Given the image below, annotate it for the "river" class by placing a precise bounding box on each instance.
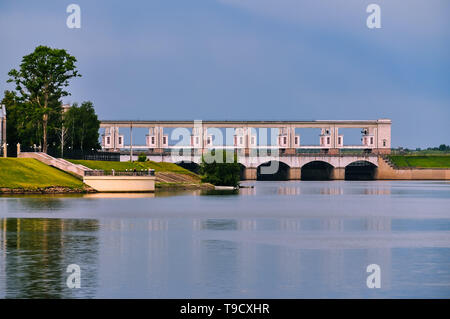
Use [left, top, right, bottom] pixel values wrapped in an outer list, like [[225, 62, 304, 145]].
[[0, 180, 449, 298]]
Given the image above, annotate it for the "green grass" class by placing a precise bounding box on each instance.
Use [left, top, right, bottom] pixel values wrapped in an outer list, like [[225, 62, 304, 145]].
[[388, 155, 450, 168], [0, 158, 84, 189], [69, 159, 198, 176]]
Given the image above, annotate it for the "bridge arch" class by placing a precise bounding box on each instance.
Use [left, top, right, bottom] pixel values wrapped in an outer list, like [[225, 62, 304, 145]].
[[301, 161, 334, 180], [257, 161, 291, 181], [345, 160, 378, 180]]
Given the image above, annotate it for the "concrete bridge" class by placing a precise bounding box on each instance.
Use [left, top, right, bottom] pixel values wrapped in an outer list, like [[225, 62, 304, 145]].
[[98, 119, 393, 180], [100, 119, 392, 156], [128, 152, 381, 180]]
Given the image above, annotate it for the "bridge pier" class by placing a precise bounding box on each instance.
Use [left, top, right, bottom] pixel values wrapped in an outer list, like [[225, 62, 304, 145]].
[[331, 167, 345, 180], [288, 167, 301, 180], [242, 167, 257, 180]]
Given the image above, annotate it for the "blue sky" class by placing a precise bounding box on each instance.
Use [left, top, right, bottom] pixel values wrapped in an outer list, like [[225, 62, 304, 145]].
[[0, 0, 449, 148]]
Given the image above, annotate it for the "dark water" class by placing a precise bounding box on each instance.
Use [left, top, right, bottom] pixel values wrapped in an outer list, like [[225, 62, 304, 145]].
[[0, 181, 449, 298]]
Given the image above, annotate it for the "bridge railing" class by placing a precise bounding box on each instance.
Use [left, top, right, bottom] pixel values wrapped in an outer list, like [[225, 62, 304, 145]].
[[84, 169, 155, 177], [118, 148, 381, 157]]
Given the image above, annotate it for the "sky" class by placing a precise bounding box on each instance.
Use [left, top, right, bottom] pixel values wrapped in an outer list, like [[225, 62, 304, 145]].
[[0, 0, 449, 148]]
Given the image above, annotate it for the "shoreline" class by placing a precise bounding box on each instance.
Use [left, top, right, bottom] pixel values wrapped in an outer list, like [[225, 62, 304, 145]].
[[0, 186, 95, 194], [0, 182, 214, 194]]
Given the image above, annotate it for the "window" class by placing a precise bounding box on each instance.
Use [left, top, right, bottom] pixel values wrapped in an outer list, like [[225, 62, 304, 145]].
[[327, 137, 330, 144], [106, 137, 110, 145], [151, 136, 155, 144], [370, 137, 374, 145], [383, 140, 386, 147], [118, 137, 122, 145], [251, 137, 255, 145], [163, 136, 167, 145], [295, 137, 299, 145], [338, 137, 341, 145], [207, 137, 211, 145], [283, 137, 287, 145]]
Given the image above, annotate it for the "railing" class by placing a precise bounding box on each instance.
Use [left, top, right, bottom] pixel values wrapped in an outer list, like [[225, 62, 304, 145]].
[[117, 148, 381, 157], [47, 149, 120, 161], [84, 169, 155, 177]]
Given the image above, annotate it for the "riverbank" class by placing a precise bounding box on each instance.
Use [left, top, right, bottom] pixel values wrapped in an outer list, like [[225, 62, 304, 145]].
[[388, 155, 450, 168], [0, 158, 93, 194], [69, 160, 213, 190], [0, 158, 211, 194]]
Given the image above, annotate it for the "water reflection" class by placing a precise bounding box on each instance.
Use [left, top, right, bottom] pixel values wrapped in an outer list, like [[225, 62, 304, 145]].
[[0, 218, 99, 298], [276, 185, 391, 195], [0, 181, 449, 298]]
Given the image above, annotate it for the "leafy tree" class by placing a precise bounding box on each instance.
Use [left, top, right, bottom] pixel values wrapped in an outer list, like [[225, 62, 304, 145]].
[[64, 101, 100, 152], [138, 153, 147, 162], [200, 150, 241, 187], [7, 46, 80, 153]]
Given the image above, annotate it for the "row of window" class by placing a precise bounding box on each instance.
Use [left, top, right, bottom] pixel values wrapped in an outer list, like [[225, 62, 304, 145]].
[[103, 134, 388, 148]]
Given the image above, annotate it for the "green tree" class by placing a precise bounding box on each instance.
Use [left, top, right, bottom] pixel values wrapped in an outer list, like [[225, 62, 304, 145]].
[[138, 153, 147, 162], [64, 101, 100, 152], [7, 46, 80, 153], [200, 150, 241, 187]]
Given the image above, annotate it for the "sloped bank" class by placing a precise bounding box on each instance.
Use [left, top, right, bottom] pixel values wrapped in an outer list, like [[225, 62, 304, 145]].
[[0, 158, 94, 194], [69, 160, 213, 190]]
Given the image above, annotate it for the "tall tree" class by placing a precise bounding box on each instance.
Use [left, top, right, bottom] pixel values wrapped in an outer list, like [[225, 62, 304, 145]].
[[7, 46, 80, 153], [64, 101, 101, 152]]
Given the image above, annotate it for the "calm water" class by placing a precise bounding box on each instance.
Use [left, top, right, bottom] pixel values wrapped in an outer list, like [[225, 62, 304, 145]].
[[0, 181, 449, 298]]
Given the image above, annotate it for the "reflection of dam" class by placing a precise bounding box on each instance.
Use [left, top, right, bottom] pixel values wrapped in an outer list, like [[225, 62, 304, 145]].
[[2, 212, 448, 297]]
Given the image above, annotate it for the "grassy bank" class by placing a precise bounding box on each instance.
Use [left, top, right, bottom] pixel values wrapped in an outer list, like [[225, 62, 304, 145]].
[[69, 160, 197, 176], [69, 159, 212, 189], [388, 155, 450, 168], [0, 158, 85, 191]]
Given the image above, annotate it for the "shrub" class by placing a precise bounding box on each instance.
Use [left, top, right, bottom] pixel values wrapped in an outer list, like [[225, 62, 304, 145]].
[[137, 153, 147, 162], [200, 150, 240, 187]]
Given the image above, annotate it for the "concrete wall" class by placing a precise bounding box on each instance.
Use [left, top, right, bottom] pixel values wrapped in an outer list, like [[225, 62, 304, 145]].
[[83, 176, 155, 192], [376, 157, 450, 180]]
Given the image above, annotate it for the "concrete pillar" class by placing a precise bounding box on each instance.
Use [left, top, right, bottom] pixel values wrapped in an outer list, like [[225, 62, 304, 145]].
[[153, 126, 164, 154], [288, 167, 301, 180], [17, 143, 20, 157], [2, 143, 6, 158], [243, 167, 257, 180], [331, 167, 345, 180], [129, 124, 133, 161]]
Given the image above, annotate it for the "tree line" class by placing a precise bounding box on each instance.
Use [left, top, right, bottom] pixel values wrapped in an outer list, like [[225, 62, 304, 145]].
[[1, 45, 100, 156]]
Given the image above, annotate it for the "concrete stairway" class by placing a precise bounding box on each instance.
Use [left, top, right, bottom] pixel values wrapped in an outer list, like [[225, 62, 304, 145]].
[[18, 152, 92, 177], [381, 155, 397, 169]]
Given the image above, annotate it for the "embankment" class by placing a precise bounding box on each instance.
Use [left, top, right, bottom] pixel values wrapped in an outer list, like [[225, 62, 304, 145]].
[[69, 160, 213, 189], [377, 156, 450, 180], [0, 158, 92, 193]]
